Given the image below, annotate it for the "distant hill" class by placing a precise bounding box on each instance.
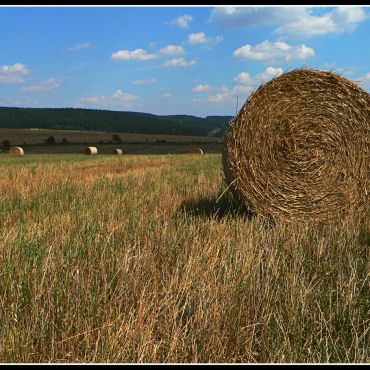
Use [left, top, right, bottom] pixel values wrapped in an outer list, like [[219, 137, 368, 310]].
[[0, 107, 233, 137]]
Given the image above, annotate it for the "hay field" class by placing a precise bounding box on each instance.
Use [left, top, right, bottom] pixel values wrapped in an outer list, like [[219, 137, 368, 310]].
[[0, 128, 223, 145], [0, 153, 368, 363]]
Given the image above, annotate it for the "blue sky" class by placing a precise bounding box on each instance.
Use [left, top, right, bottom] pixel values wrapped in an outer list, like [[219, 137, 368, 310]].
[[1, 6, 369, 117]]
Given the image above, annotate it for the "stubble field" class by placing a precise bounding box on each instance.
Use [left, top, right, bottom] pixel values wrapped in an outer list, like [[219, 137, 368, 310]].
[[0, 153, 368, 363]]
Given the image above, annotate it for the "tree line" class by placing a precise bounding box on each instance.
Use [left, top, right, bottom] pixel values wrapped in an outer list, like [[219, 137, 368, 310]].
[[0, 107, 231, 137]]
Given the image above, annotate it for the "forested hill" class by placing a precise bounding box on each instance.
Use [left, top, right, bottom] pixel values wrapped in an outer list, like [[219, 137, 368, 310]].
[[0, 107, 233, 137]]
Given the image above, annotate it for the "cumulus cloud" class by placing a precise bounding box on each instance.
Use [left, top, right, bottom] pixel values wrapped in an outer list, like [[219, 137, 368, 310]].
[[163, 92, 172, 98], [111, 44, 185, 62], [232, 67, 283, 94], [158, 44, 184, 55], [131, 77, 157, 85], [275, 7, 367, 38], [112, 90, 137, 100], [208, 92, 228, 103], [198, 67, 284, 104], [187, 32, 223, 47], [164, 58, 196, 68], [0, 63, 30, 83], [233, 72, 252, 85], [111, 49, 158, 61], [67, 42, 91, 51], [209, 6, 368, 39], [21, 78, 60, 92], [169, 14, 193, 29], [77, 89, 138, 109], [233, 67, 283, 96], [193, 84, 211, 92], [233, 40, 315, 62]]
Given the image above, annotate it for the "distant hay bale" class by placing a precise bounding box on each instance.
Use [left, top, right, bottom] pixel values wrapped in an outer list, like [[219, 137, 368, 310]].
[[113, 148, 123, 155], [223, 68, 370, 223], [85, 146, 98, 155], [9, 146, 24, 157], [190, 147, 204, 155]]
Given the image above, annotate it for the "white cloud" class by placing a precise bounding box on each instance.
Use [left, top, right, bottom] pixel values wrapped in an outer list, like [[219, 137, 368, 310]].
[[131, 77, 157, 85], [149, 41, 157, 48], [187, 32, 223, 47], [208, 93, 228, 103], [199, 67, 284, 105], [111, 45, 185, 62], [356, 72, 370, 90], [322, 63, 357, 76], [164, 58, 196, 68], [20, 77, 60, 92], [193, 84, 211, 92], [67, 42, 91, 51], [163, 92, 172, 98], [233, 40, 315, 62], [331, 7, 367, 29], [188, 32, 207, 44], [112, 89, 137, 101], [255, 66, 284, 81], [158, 44, 184, 55], [78, 89, 138, 109], [233, 72, 252, 85], [0, 63, 30, 83], [111, 48, 158, 61], [79, 94, 106, 104], [0, 96, 39, 107], [169, 14, 193, 29], [1, 63, 29, 74], [191, 86, 229, 104], [209, 6, 368, 39], [231, 84, 254, 96], [231, 67, 283, 97]]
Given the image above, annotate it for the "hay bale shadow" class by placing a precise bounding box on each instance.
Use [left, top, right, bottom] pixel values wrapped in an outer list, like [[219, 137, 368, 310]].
[[179, 192, 254, 221]]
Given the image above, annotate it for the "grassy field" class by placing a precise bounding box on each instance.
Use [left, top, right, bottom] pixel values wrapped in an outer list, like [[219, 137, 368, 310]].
[[0, 153, 368, 363], [0, 128, 223, 145], [0, 142, 223, 155], [0, 128, 223, 155]]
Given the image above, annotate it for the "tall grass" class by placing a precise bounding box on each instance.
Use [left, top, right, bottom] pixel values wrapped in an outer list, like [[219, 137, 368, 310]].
[[0, 154, 368, 363]]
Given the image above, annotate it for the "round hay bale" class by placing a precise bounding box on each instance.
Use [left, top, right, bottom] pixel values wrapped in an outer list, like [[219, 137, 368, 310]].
[[190, 147, 204, 155], [113, 148, 123, 155], [9, 146, 24, 157], [223, 68, 369, 223], [85, 146, 98, 155]]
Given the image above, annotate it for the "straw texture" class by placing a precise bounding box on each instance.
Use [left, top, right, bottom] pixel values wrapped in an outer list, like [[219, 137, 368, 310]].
[[9, 146, 24, 157], [223, 68, 369, 222], [85, 146, 98, 155], [190, 147, 204, 155]]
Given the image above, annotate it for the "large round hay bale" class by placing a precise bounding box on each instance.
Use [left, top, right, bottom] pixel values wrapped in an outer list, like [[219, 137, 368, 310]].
[[113, 148, 123, 155], [85, 146, 98, 155], [223, 68, 369, 223], [190, 147, 204, 155], [9, 146, 24, 157]]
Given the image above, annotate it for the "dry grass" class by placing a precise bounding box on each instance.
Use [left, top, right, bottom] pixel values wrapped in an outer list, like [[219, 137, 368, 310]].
[[0, 153, 368, 363], [0, 128, 222, 145], [223, 68, 369, 223]]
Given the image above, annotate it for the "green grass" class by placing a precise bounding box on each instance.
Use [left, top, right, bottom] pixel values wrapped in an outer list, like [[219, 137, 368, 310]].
[[0, 154, 368, 363]]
